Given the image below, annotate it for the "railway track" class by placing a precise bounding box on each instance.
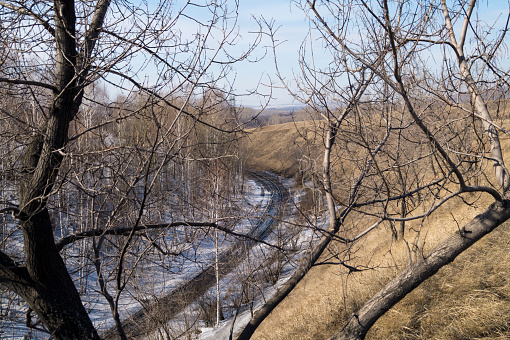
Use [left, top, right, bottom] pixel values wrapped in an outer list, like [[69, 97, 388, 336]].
[[103, 172, 290, 339]]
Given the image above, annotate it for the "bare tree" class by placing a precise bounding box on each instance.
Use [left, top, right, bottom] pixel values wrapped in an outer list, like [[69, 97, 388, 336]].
[[238, 1, 510, 339], [0, 0, 261, 338]]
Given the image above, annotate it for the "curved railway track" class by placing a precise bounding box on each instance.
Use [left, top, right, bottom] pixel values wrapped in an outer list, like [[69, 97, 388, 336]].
[[103, 171, 290, 339]]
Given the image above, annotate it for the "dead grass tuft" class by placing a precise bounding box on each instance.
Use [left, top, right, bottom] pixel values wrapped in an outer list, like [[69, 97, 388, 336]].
[[251, 199, 510, 339], [370, 222, 510, 340]]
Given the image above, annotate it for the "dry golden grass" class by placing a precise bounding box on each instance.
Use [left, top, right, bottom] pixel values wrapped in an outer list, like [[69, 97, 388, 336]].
[[242, 120, 321, 178], [251, 194, 509, 340], [370, 220, 510, 340], [244, 116, 510, 340]]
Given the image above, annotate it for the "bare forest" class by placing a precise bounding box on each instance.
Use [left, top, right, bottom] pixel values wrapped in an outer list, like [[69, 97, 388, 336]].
[[1, 0, 510, 340]]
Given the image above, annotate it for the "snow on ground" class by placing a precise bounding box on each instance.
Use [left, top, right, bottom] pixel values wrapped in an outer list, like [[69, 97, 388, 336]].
[[83, 177, 275, 334], [0, 175, 328, 340], [194, 227, 323, 340], [0, 177, 274, 339], [150, 177, 327, 339]]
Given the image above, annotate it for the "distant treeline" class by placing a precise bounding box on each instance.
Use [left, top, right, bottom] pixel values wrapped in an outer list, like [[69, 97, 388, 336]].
[[239, 106, 313, 128]]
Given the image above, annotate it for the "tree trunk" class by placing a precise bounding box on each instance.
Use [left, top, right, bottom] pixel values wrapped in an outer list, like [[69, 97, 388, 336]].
[[329, 199, 510, 340], [8, 119, 101, 338], [0, 0, 108, 336], [15, 210, 100, 339]]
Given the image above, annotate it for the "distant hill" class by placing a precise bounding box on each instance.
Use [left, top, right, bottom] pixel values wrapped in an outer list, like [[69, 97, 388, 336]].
[[239, 104, 312, 128], [242, 120, 319, 178]]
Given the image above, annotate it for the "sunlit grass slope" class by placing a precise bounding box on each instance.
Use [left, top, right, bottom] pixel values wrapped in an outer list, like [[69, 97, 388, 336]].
[[242, 120, 320, 178], [243, 118, 510, 340]]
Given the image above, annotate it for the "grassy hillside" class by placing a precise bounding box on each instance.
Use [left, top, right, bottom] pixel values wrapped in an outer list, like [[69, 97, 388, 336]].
[[241, 120, 320, 178], [243, 119, 510, 339]]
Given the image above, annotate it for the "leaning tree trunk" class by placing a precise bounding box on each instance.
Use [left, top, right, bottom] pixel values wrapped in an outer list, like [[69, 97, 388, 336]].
[[329, 199, 510, 340], [0, 113, 101, 338], [9, 86, 101, 338]]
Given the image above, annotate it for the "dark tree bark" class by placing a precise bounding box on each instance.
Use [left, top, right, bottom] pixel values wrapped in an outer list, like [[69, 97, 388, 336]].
[[0, 0, 256, 337], [0, 0, 109, 337]]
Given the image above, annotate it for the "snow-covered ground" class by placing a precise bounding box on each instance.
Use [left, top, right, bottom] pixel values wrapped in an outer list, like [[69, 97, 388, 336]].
[[144, 177, 326, 339], [199, 222, 321, 340], [0, 174, 326, 339], [0, 177, 275, 338]]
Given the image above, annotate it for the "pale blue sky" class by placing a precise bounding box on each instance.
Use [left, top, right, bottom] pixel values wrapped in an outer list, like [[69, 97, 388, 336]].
[[145, 0, 313, 107], [233, 0, 311, 107], [135, 0, 510, 108], [178, 0, 510, 108]]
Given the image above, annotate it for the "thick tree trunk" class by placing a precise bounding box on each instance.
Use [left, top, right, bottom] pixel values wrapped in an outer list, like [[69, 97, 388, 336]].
[[10, 122, 100, 338], [329, 199, 510, 340], [16, 209, 100, 339], [3, 0, 101, 333], [0, 0, 109, 336]]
